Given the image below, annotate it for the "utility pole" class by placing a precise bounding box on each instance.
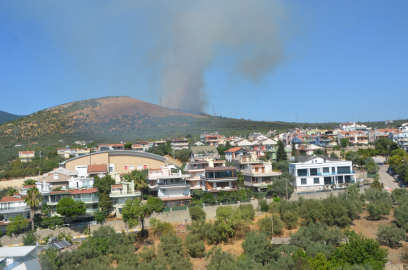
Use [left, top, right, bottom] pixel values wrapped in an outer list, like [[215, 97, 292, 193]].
[[271, 215, 274, 244]]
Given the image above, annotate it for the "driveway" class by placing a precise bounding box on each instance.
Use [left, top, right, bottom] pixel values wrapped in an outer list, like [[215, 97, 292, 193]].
[[372, 156, 399, 191]]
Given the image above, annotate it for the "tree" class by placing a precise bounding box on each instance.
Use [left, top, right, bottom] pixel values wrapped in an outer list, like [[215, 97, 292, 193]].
[[330, 152, 339, 159], [124, 142, 132, 150], [291, 143, 297, 157], [242, 231, 273, 265], [93, 175, 115, 194], [23, 179, 37, 186], [7, 188, 18, 196], [150, 218, 174, 235], [146, 197, 164, 212], [340, 149, 346, 159], [39, 247, 61, 270], [189, 205, 206, 222], [237, 171, 244, 188], [98, 193, 113, 216], [330, 230, 388, 270], [314, 149, 325, 156], [271, 174, 294, 199], [394, 204, 408, 231], [365, 158, 379, 175], [365, 188, 392, 220], [22, 230, 38, 245], [6, 215, 29, 236], [370, 177, 383, 190], [376, 223, 406, 248], [340, 138, 349, 148], [94, 209, 106, 224], [276, 140, 287, 162], [257, 215, 284, 237], [122, 170, 148, 192], [392, 188, 408, 205], [41, 216, 63, 229], [24, 187, 43, 230], [122, 198, 153, 235], [184, 233, 205, 258], [56, 197, 86, 217]]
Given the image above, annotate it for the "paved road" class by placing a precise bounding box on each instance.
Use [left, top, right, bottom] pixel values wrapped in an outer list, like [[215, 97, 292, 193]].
[[373, 156, 399, 191]]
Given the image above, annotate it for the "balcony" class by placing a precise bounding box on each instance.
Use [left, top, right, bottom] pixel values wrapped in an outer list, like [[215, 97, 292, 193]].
[[74, 197, 99, 202], [298, 173, 309, 176], [158, 180, 188, 186]]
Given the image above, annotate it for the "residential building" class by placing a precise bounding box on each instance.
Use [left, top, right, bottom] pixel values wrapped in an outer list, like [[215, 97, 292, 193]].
[[232, 151, 262, 171], [397, 138, 408, 152], [98, 144, 124, 151], [224, 147, 250, 162], [243, 161, 282, 192], [131, 144, 144, 151], [157, 169, 191, 207], [236, 139, 254, 147], [0, 246, 39, 268], [338, 122, 369, 131], [154, 140, 167, 147], [147, 168, 167, 196], [74, 140, 93, 145], [68, 176, 94, 189], [170, 139, 189, 151], [371, 129, 398, 142], [289, 155, 357, 191], [62, 151, 167, 175], [397, 123, 408, 130], [86, 164, 107, 178], [337, 131, 369, 145], [0, 195, 30, 221], [71, 188, 99, 214], [200, 133, 225, 146], [136, 141, 150, 151], [109, 181, 141, 216], [297, 144, 323, 156], [19, 151, 34, 162], [190, 145, 220, 161], [38, 172, 72, 188], [201, 166, 239, 195], [184, 161, 209, 190], [45, 190, 72, 209], [389, 130, 408, 144]]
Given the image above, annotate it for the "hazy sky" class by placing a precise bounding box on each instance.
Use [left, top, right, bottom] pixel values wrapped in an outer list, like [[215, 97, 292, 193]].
[[1, 0, 407, 123]]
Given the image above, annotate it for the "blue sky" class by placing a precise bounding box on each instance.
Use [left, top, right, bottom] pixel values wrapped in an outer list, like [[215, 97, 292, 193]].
[[1, 0, 407, 123]]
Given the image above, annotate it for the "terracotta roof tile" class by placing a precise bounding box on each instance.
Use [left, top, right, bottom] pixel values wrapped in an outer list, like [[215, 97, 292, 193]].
[[1, 196, 24, 202], [87, 164, 107, 173], [71, 188, 98, 195], [225, 147, 242, 153], [19, 151, 34, 155]]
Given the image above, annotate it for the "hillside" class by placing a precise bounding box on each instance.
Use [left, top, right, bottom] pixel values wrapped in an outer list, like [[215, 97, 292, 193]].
[[0, 96, 336, 145], [0, 111, 24, 125]]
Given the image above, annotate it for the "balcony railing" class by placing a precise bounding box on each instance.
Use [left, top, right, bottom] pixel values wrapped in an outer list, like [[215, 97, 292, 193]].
[[158, 181, 188, 186], [0, 206, 30, 211], [73, 197, 99, 202], [298, 173, 308, 176]]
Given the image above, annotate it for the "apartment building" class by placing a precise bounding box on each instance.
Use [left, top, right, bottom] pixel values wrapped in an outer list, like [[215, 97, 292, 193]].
[[71, 188, 99, 214], [155, 169, 191, 207], [109, 180, 141, 216], [184, 161, 209, 190], [201, 166, 239, 195], [0, 195, 30, 221], [243, 161, 282, 192], [337, 131, 369, 145], [232, 151, 262, 171], [200, 133, 225, 146], [170, 139, 189, 151], [289, 155, 357, 191]]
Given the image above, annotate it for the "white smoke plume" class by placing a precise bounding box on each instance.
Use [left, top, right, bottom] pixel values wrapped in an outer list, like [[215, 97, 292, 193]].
[[157, 0, 287, 113], [1, 0, 289, 114]]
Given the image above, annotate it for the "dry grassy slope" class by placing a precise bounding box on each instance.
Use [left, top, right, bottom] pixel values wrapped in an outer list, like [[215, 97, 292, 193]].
[[0, 96, 206, 142]]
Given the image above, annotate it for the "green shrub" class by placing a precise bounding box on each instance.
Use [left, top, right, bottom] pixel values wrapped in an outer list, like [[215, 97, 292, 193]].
[[281, 211, 298, 229], [41, 216, 63, 229], [150, 218, 174, 235], [258, 199, 269, 212], [189, 206, 206, 222], [376, 224, 406, 248], [184, 233, 206, 258], [238, 204, 255, 220], [23, 230, 38, 245], [257, 215, 284, 237]]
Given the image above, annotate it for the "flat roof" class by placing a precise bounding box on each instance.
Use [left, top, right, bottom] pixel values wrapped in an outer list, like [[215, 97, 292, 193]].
[[205, 166, 237, 172], [0, 246, 36, 257], [61, 150, 167, 165]]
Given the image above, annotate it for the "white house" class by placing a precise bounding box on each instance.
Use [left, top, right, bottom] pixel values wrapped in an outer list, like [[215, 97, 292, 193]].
[[156, 169, 191, 207], [0, 195, 30, 221], [289, 155, 357, 191], [109, 180, 141, 216]]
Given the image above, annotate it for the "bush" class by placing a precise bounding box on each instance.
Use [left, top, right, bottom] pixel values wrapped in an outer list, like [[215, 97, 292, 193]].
[[258, 199, 269, 212], [146, 197, 164, 212], [41, 216, 63, 229], [150, 218, 174, 235], [394, 204, 408, 231], [184, 233, 205, 258], [6, 215, 29, 236], [189, 206, 206, 222], [23, 230, 38, 245], [56, 197, 86, 217], [281, 211, 298, 229], [376, 223, 406, 248], [238, 204, 255, 220], [257, 215, 284, 237], [203, 193, 216, 205]]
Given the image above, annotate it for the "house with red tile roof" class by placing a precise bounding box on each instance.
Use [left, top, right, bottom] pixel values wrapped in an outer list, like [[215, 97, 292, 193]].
[[0, 195, 30, 221], [18, 151, 35, 162], [71, 187, 99, 214], [224, 147, 249, 162]]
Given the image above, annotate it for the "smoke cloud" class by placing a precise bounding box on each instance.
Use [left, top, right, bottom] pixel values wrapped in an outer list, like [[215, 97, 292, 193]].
[[157, 0, 287, 113], [2, 0, 289, 114]]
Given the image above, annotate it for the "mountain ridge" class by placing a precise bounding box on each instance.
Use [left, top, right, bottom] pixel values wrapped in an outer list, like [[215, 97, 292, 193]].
[[0, 111, 25, 125]]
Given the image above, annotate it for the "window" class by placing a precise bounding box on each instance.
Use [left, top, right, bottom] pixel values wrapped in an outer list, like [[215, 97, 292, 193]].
[[337, 166, 351, 173], [301, 178, 307, 185], [323, 167, 330, 173], [345, 175, 351, 183], [297, 169, 307, 176], [338, 176, 344, 183], [129, 165, 134, 170], [324, 177, 332, 185], [332, 167, 336, 173], [310, 168, 318, 176], [314, 178, 319, 184]]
